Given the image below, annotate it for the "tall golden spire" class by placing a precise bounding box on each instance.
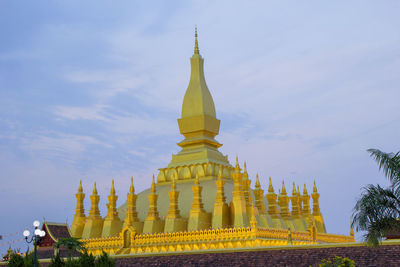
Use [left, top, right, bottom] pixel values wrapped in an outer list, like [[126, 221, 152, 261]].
[[290, 182, 301, 218], [143, 174, 164, 233], [266, 177, 279, 217], [165, 175, 187, 232], [188, 174, 211, 230], [212, 166, 230, 228], [71, 180, 86, 238], [123, 177, 143, 233], [278, 180, 290, 218], [312, 180, 321, 215], [102, 179, 122, 237], [168, 28, 229, 172], [302, 184, 311, 215], [89, 182, 100, 218], [81, 181, 104, 238], [254, 174, 266, 214]]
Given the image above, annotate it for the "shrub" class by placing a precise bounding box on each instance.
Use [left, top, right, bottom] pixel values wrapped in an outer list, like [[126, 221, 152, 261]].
[[95, 251, 115, 267], [319, 256, 356, 267], [8, 253, 24, 267]]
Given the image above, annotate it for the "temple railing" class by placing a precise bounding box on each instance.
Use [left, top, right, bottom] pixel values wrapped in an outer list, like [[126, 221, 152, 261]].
[[316, 232, 355, 243], [81, 226, 354, 255]]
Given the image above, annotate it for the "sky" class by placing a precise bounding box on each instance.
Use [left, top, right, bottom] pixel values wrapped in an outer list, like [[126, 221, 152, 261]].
[[0, 0, 399, 254]]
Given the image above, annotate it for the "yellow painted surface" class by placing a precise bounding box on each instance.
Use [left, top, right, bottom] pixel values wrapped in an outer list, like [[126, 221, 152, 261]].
[[71, 29, 353, 256]]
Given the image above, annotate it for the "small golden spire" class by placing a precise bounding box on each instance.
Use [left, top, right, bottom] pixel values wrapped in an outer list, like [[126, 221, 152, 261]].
[[313, 180, 318, 193], [78, 180, 83, 193], [194, 173, 200, 185], [194, 25, 199, 55], [255, 174, 260, 188], [292, 182, 296, 195], [93, 182, 98, 195], [268, 177, 274, 193], [110, 179, 115, 195], [297, 185, 300, 196], [129, 176, 134, 194], [151, 174, 156, 193], [244, 161, 247, 173], [281, 180, 287, 194], [303, 184, 308, 195]]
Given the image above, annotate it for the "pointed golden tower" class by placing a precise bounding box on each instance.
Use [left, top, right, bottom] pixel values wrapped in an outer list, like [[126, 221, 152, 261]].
[[81, 182, 104, 238], [253, 174, 270, 228], [230, 157, 249, 227], [102, 180, 123, 237], [278, 180, 294, 230], [290, 183, 307, 231], [242, 162, 253, 219], [266, 177, 285, 229], [163, 27, 230, 176], [212, 166, 230, 229], [188, 174, 211, 231], [164, 176, 187, 232], [302, 184, 311, 216], [143, 175, 164, 233], [312, 181, 327, 233], [71, 180, 86, 238], [290, 183, 301, 218], [123, 177, 143, 233]]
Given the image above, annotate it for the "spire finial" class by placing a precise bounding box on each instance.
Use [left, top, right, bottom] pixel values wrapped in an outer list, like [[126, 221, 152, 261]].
[[292, 182, 297, 195], [110, 179, 115, 195], [151, 174, 156, 193], [194, 25, 199, 55], [303, 183, 308, 195], [313, 180, 318, 193], [78, 180, 83, 193], [255, 174, 260, 188], [281, 180, 287, 195], [235, 156, 240, 171], [93, 182, 98, 195], [129, 176, 134, 194], [194, 173, 200, 185], [268, 177, 274, 193]]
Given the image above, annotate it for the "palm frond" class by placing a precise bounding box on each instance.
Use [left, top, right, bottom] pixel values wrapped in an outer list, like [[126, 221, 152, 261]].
[[352, 184, 400, 246], [367, 149, 400, 185]]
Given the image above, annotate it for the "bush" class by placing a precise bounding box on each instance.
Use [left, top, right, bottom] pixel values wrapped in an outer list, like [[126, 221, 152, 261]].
[[79, 250, 95, 267], [319, 256, 356, 267], [50, 252, 65, 267], [95, 251, 115, 267], [8, 253, 24, 267]]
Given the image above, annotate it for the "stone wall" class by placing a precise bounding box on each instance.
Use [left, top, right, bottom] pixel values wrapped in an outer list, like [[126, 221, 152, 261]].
[[114, 244, 400, 267]]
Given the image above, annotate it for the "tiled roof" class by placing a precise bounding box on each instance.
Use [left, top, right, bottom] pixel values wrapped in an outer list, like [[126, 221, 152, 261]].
[[45, 222, 71, 240]]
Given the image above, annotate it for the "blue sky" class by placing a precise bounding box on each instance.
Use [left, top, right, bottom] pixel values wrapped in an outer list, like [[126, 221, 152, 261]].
[[1, 0, 399, 253]]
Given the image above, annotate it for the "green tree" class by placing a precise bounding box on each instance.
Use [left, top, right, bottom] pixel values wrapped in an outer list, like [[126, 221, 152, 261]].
[[352, 149, 400, 246], [54, 237, 84, 262]]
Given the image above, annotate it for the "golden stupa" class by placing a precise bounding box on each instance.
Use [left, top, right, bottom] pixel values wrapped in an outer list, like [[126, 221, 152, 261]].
[[70, 29, 354, 255]]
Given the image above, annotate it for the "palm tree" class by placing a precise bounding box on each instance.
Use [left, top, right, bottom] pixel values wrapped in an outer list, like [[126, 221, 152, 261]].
[[54, 237, 84, 261], [352, 149, 400, 246]]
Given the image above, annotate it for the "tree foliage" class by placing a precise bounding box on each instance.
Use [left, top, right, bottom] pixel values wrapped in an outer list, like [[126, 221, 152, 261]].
[[352, 148, 400, 246]]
